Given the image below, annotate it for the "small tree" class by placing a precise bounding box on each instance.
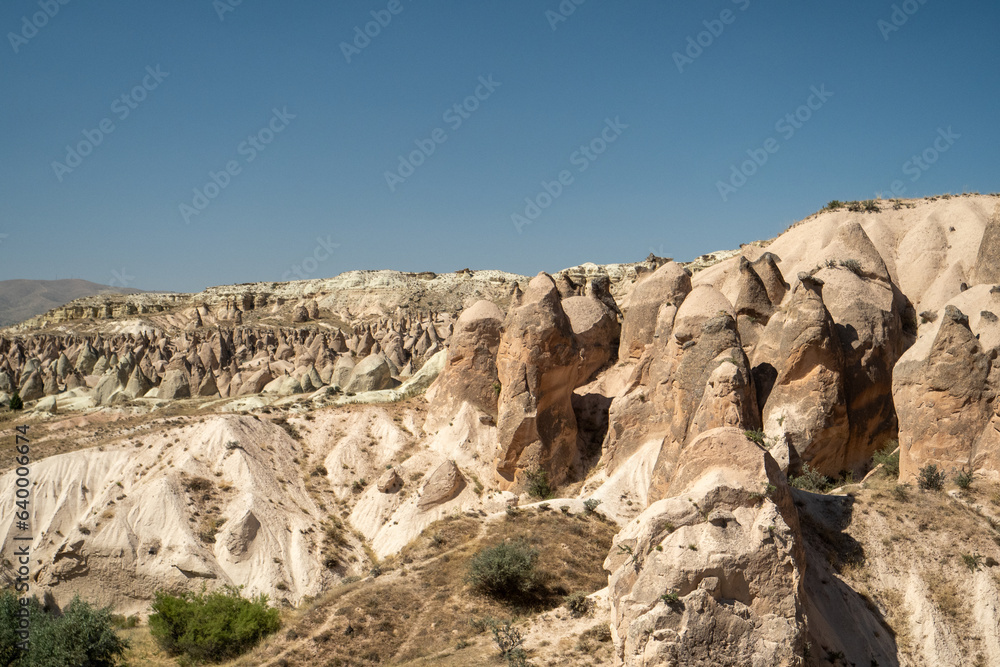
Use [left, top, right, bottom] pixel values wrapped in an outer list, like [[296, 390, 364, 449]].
[[467, 541, 541, 601], [790, 465, 831, 493], [524, 469, 553, 500], [872, 441, 900, 478], [0, 590, 129, 666], [917, 464, 946, 491], [8, 392, 23, 411]]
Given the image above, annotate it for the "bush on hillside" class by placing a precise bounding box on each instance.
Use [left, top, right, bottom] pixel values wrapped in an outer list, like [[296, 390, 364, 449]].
[[467, 541, 542, 601], [524, 469, 553, 500], [917, 464, 946, 491], [0, 589, 129, 666], [789, 464, 832, 493], [148, 585, 280, 663]]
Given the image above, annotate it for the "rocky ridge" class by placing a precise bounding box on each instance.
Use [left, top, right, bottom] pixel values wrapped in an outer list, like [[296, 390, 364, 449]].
[[2, 194, 1000, 666]]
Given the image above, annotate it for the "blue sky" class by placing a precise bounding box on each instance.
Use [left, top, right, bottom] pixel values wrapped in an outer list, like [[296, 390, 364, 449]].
[[1, 0, 998, 293]]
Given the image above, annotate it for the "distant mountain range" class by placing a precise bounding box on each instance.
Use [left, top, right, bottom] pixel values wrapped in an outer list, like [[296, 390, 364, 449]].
[[0, 279, 146, 327]]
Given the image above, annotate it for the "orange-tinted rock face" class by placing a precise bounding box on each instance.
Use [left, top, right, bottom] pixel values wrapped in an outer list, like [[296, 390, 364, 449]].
[[896, 305, 992, 482], [495, 273, 619, 489]]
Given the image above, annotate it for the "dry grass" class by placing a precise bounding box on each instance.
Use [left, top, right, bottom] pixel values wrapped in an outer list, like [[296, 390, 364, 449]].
[[824, 475, 1000, 662], [110, 508, 616, 666], [119, 626, 179, 667], [213, 510, 616, 666]]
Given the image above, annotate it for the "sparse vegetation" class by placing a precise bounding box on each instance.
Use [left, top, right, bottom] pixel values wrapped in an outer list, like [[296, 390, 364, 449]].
[[846, 199, 880, 213], [750, 481, 777, 502], [583, 498, 602, 513], [660, 590, 682, 609], [962, 553, 984, 572], [790, 464, 832, 492], [198, 516, 221, 544], [839, 258, 863, 276], [873, 441, 900, 477], [564, 592, 592, 617], [956, 469, 974, 491], [917, 464, 946, 491], [467, 540, 542, 602], [524, 468, 554, 500], [743, 429, 766, 445], [485, 619, 528, 666]]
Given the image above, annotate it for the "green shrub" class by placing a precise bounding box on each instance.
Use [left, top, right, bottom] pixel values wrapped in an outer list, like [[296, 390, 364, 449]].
[[524, 469, 553, 500], [824, 200, 845, 211], [872, 441, 899, 477], [955, 469, 974, 490], [0, 590, 129, 666], [564, 592, 591, 617], [743, 429, 766, 445], [148, 585, 281, 663], [583, 498, 602, 513], [790, 465, 832, 493], [660, 590, 683, 609], [846, 199, 880, 213], [917, 464, 945, 491], [110, 614, 140, 629], [8, 392, 23, 411], [839, 259, 864, 276], [962, 553, 984, 572], [466, 540, 541, 601]]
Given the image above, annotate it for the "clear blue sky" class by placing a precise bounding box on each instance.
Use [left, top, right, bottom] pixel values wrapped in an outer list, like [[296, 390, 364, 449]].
[[1, 0, 998, 293]]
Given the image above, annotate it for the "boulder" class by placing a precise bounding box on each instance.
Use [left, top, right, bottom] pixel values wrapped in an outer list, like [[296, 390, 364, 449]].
[[331, 355, 355, 388], [93, 365, 130, 405], [123, 367, 153, 399], [223, 511, 261, 561], [562, 295, 620, 382], [417, 460, 465, 510], [971, 202, 1000, 285], [196, 370, 219, 397], [75, 344, 98, 375], [602, 292, 759, 503], [238, 367, 273, 395], [377, 468, 403, 494], [344, 354, 397, 394]]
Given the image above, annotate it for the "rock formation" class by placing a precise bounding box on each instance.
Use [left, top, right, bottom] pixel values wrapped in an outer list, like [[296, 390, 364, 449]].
[[495, 274, 619, 488], [605, 428, 806, 666]]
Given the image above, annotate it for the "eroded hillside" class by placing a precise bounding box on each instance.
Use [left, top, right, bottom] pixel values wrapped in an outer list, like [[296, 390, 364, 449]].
[[3, 193, 1000, 666]]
